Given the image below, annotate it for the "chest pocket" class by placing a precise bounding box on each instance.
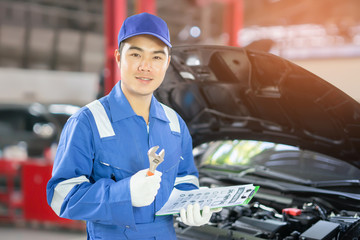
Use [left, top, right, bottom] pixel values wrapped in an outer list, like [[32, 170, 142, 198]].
[[87, 100, 181, 179]]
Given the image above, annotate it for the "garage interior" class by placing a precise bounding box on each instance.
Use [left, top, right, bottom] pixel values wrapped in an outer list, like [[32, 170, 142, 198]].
[[0, 0, 359, 239]]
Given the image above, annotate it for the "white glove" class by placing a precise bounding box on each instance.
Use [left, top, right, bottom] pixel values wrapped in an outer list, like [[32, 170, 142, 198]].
[[130, 169, 162, 207], [180, 203, 222, 226]]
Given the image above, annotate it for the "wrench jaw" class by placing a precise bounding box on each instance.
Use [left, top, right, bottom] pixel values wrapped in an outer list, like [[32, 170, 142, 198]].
[[147, 146, 165, 176], [148, 146, 159, 158], [158, 149, 165, 161]]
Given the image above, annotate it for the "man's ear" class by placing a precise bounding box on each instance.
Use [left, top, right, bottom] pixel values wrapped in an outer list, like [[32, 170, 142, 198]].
[[166, 55, 171, 69], [114, 49, 121, 67]]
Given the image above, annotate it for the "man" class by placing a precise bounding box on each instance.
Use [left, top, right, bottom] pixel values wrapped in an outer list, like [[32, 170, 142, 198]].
[[47, 13, 219, 240]]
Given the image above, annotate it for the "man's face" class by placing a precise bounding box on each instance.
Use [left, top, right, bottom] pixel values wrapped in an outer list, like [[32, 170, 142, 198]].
[[115, 34, 171, 100]]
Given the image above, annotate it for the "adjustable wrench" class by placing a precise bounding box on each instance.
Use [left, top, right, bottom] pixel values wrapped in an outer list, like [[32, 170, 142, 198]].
[[147, 146, 165, 176]]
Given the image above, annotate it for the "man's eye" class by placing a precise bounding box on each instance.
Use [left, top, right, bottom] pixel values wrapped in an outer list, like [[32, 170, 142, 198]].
[[154, 56, 163, 60], [130, 53, 140, 57]]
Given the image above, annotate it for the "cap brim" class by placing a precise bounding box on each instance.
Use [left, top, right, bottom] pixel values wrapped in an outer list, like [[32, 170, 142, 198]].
[[120, 32, 172, 48]]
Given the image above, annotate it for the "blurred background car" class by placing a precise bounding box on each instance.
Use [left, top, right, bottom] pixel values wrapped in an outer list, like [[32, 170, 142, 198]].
[[0, 103, 80, 159]]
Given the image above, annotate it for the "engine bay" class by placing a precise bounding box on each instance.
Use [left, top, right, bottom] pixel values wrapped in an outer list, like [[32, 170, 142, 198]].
[[175, 179, 360, 240]]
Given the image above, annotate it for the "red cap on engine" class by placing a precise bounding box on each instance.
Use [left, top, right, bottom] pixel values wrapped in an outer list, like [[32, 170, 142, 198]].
[[282, 208, 302, 216]]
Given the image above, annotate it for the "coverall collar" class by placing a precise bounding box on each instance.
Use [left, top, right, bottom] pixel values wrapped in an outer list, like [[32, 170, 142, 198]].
[[108, 82, 170, 124]]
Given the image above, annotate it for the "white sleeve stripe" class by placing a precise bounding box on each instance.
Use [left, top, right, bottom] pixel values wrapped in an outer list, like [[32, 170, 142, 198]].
[[160, 103, 180, 133], [50, 175, 89, 216], [86, 100, 115, 138], [174, 175, 199, 188]]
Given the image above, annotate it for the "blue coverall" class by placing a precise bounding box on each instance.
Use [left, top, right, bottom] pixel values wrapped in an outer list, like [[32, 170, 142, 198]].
[[46, 82, 199, 240]]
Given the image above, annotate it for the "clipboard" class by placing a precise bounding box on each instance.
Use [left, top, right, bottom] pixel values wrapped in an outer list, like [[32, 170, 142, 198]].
[[156, 184, 259, 216]]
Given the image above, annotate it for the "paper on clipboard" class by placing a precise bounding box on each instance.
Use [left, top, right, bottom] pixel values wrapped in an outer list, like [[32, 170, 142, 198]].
[[156, 184, 259, 216]]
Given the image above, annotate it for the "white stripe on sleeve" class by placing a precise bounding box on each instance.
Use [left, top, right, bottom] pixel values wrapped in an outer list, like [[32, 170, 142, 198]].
[[174, 175, 199, 188], [86, 100, 115, 138], [50, 175, 89, 216], [160, 103, 180, 133]]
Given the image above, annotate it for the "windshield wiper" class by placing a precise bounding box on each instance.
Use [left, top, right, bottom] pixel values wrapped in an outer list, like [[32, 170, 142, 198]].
[[199, 164, 249, 172], [310, 179, 360, 187], [200, 164, 360, 188], [200, 164, 312, 185], [200, 165, 360, 201], [237, 166, 313, 185]]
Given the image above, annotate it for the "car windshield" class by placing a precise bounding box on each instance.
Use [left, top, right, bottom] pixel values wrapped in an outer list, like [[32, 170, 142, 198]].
[[197, 140, 360, 182]]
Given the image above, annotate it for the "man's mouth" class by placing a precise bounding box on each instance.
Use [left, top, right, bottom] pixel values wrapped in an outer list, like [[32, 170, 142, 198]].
[[136, 77, 153, 81]]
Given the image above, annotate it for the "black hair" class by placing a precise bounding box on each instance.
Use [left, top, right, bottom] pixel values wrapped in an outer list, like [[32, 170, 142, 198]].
[[118, 40, 171, 56]]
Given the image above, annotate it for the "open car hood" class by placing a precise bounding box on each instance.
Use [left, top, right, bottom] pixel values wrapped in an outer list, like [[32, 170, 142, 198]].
[[155, 45, 360, 167]]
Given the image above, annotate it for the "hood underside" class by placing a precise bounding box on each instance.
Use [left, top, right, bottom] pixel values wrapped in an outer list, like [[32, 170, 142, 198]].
[[155, 45, 360, 166]]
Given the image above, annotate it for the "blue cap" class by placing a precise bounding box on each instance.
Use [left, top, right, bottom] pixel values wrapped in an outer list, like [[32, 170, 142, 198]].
[[118, 13, 171, 48]]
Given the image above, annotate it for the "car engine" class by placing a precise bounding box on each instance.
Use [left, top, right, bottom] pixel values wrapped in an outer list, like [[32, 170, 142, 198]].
[[211, 201, 360, 239], [176, 200, 360, 240], [175, 179, 360, 240]]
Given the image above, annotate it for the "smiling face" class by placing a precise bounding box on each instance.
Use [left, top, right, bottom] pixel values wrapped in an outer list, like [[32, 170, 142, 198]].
[[115, 34, 171, 102]]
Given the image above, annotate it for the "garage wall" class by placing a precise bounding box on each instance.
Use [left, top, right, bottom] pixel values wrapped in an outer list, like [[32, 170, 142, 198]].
[[0, 68, 99, 105], [0, 57, 359, 105], [292, 57, 360, 102]]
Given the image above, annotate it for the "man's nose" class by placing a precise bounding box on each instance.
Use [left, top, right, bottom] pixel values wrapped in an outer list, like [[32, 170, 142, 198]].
[[138, 58, 152, 72]]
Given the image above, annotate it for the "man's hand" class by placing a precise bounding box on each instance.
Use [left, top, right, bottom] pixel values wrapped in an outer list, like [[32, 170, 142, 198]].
[[180, 203, 222, 226], [130, 169, 162, 207]]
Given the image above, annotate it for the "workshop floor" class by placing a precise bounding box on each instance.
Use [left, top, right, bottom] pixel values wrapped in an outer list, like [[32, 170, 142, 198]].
[[0, 226, 87, 240]]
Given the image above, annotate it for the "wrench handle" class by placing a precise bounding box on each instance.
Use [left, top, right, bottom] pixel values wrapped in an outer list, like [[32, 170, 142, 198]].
[[146, 163, 157, 176]]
